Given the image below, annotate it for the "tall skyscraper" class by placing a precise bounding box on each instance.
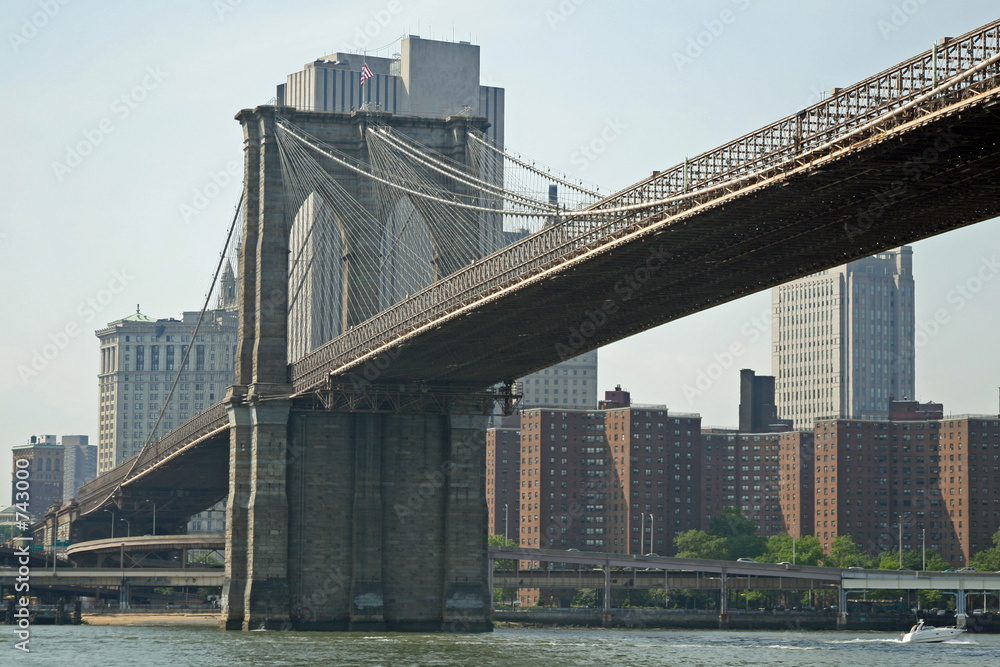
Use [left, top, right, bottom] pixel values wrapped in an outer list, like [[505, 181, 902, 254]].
[[772, 247, 915, 430], [95, 306, 237, 473]]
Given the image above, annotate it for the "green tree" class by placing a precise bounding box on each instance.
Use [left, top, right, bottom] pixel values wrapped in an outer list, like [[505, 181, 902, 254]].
[[969, 527, 1000, 571], [674, 530, 729, 560], [877, 548, 949, 571], [825, 535, 874, 568], [707, 507, 766, 560], [192, 553, 223, 567], [760, 534, 824, 565], [709, 506, 758, 539]]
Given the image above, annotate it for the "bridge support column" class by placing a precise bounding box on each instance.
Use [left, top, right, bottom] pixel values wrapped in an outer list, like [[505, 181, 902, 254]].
[[602, 564, 612, 627], [285, 401, 492, 632], [220, 389, 250, 630], [242, 397, 292, 630], [956, 589, 967, 628], [718, 572, 729, 629], [348, 413, 386, 630], [837, 587, 848, 629]]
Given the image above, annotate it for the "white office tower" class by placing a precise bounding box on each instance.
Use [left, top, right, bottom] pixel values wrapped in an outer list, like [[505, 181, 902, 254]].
[[95, 305, 238, 473], [772, 247, 915, 429], [517, 351, 599, 409]]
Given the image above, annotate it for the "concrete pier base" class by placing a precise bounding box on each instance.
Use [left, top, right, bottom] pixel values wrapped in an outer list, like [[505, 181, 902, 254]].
[[283, 407, 492, 632]]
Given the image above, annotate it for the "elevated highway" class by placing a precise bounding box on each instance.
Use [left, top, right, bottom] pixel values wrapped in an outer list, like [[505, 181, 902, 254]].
[[489, 547, 1000, 626]]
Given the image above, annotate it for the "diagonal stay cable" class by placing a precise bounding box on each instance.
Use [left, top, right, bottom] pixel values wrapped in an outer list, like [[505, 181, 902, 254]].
[[103, 191, 245, 505]]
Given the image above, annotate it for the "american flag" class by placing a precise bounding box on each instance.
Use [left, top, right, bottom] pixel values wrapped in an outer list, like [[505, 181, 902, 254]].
[[360, 62, 373, 86]]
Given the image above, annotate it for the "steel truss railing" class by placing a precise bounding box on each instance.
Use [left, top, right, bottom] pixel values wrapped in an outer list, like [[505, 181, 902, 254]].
[[292, 18, 1000, 394], [78, 403, 228, 513]]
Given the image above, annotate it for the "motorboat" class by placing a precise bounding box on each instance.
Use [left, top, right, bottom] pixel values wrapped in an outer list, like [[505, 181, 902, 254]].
[[900, 619, 965, 643]]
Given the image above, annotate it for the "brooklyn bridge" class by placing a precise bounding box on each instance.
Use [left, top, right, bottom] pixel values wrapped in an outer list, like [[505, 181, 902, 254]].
[[39, 18, 1000, 631]]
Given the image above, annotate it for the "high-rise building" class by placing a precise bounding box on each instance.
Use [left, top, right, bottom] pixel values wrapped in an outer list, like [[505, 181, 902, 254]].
[[95, 306, 238, 473], [700, 429, 814, 540], [57, 435, 96, 503], [739, 368, 787, 433], [11, 436, 62, 520], [702, 372, 810, 538], [10, 435, 96, 520], [486, 413, 521, 541], [501, 389, 701, 605], [517, 351, 598, 409], [278, 37, 504, 145], [772, 247, 915, 430], [811, 401, 1000, 566], [512, 388, 701, 556]]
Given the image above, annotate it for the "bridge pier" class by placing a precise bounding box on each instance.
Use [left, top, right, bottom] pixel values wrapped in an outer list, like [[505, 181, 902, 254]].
[[956, 589, 967, 628], [220, 390, 250, 630], [243, 395, 293, 630], [283, 402, 491, 632], [718, 573, 729, 630], [837, 587, 848, 629]]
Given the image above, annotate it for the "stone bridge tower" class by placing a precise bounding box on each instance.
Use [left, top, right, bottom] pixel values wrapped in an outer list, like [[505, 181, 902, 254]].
[[220, 105, 494, 632]]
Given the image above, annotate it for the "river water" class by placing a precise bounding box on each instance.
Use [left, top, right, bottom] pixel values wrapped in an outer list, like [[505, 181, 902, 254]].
[[10, 626, 1000, 666]]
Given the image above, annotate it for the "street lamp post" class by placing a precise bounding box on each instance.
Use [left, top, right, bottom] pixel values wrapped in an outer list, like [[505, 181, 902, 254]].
[[922, 530, 926, 571], [504, 503, 509, 542], [120, 518, 131, 538], [792, 536, 797, 565], [898, 518, 903, 569], [104, 509, 115, 539], [648, 514, 654, 553]]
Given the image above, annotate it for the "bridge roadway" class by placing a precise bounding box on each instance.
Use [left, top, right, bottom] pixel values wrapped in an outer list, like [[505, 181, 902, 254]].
[[74, 19, 1000, 524], [0, 568, 223, 588], [489, 547, 1000, 625]]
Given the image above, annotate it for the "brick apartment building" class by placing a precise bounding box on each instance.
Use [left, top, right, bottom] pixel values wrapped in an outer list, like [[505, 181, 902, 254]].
[[511, 389, 702, 558], [701, 429, 814, 540], [486, 414, 520, 541], [812, 400, 1000, 565]]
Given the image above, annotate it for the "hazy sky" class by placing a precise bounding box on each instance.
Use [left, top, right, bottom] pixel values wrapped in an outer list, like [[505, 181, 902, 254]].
[[2, 0, 999, 507]]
